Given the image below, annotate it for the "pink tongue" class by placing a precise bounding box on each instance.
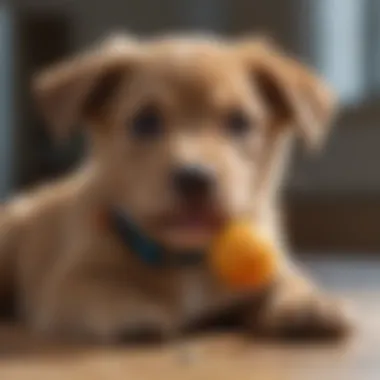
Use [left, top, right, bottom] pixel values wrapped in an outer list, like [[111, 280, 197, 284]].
[[172, 211, 224, 230], [177, 215, 209, 228]]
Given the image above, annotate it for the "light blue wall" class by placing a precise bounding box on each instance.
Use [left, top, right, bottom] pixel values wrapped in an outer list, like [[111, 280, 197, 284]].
[[309, 0, 366, 105], [0, 5, 15, 199]]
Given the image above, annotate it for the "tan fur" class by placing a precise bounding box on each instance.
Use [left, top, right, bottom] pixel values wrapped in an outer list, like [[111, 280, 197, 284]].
[[0, 34, 351, 342]]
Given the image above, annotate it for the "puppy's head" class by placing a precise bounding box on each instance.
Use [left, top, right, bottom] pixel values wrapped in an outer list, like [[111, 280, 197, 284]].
[[34, 34, 336, 250]]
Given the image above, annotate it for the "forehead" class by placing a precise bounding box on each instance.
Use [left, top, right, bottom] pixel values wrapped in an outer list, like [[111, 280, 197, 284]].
[[125, 39, 256, 109], [144, 38, 241, 72]]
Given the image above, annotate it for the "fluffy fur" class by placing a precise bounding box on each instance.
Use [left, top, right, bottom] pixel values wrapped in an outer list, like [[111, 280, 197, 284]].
[[0, 34, 350, 342]]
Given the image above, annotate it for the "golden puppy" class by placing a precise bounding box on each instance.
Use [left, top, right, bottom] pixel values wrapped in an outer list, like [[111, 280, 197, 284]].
[[0, 34, 350, 342]]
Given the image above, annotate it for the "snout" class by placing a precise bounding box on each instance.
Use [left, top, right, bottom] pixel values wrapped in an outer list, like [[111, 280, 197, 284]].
[[143, 164, 226, 250], [171, 164, 216, 203]]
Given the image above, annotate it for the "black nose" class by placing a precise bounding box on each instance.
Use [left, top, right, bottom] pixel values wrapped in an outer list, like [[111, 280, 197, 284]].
[[172, 165, 215, 200]]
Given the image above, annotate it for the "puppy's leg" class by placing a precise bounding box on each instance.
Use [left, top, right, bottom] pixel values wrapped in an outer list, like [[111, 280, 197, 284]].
[[247, 266, 352, 340], [31, 266, 173, 343], [242, 208, 352, 340]]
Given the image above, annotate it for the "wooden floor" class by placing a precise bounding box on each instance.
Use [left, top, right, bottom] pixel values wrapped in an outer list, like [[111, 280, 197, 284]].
[[1, 257, 380, 380]]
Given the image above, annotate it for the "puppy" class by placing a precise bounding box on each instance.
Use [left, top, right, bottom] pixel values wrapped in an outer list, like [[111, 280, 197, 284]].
[[0, 33, 350, 342]]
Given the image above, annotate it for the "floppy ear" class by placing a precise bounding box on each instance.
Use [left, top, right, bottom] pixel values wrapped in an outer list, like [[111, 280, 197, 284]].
[[33, 35, 138, 139], [241, 40, 337, 150]]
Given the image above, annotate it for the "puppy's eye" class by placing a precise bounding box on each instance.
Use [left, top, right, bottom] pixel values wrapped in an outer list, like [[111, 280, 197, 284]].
[[225, 110, 251, 136], [131, 106, 163, 139]]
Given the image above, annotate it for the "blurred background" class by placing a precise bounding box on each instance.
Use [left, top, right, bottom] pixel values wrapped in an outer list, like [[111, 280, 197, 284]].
[[0, 0, 379, 253]]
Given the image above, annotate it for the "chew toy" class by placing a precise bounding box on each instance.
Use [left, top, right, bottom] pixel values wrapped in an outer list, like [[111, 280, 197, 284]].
[[210, 222, 278, 290]]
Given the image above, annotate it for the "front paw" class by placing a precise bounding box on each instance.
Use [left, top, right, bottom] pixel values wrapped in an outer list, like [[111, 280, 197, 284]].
[[33, 289, 174, 343], [251, 283, 353, 340]]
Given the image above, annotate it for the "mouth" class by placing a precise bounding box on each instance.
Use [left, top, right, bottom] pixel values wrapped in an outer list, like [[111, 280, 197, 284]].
[[149, 206, 228, 249]]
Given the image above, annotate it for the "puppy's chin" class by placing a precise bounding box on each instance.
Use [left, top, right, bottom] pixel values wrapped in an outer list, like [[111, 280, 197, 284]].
[[157, 227, 217, 251]]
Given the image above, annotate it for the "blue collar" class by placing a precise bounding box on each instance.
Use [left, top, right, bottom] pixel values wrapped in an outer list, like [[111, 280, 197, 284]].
[[109, 209, 205, 267]]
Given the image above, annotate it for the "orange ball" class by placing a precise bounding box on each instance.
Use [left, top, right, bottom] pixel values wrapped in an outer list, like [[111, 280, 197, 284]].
[[210, 222, 278, 290]]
